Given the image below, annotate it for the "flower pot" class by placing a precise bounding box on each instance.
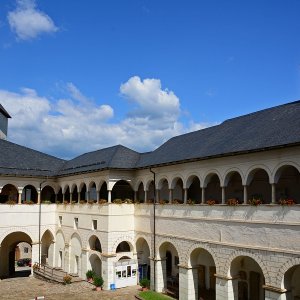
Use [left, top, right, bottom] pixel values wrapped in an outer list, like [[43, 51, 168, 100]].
[[95, 286, 102, 291]]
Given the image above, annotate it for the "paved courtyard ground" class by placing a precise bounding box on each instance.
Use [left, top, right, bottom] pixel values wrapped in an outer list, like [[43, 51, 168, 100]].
[[0, 277, 139, 300]]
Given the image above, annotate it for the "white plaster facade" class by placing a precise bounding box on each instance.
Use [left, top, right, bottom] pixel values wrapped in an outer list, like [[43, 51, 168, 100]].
[[0, 144, 299, 300]]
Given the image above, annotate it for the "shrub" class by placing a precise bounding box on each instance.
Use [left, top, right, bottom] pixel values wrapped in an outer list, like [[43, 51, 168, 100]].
[[113, 199, 123, 204], [139, 278, 150, 288], [123, 198, 133, 203], [279, 198, 295, 206], [5, 199, 17, 205], [86, 269, 95, 279], [187, 199, 195, 205], [93, 275, 104, 287], [206, 199, 216, 206], [227, 198, 239, 206], [63, 275, 72, 284], [99, 199, 107, 204]]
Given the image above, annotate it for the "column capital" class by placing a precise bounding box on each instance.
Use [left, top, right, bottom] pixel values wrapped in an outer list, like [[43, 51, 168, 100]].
[[262, 285, 286, 293]]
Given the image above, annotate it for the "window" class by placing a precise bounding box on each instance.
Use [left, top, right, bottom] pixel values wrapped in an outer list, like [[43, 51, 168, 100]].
[[24, 247, 28, 253], [59, 216, 62, 226], [92, 219, 97, 230], [74, 217, 78, 229]]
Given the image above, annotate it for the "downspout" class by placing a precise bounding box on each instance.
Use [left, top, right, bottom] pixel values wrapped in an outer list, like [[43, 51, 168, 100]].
[[149, 168, 156, 292]]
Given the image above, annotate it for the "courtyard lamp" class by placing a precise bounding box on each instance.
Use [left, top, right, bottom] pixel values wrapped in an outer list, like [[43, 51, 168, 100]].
[[149, 168, 156, 292]]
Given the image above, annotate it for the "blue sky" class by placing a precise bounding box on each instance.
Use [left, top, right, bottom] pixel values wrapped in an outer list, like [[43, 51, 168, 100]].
[[0, 0, 299, 159]]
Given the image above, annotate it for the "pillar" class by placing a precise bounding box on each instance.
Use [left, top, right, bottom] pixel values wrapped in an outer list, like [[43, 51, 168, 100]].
[[184, 188, 188, 204], [243, 185, 248, 204], [221, 186, 225, 204], [101, 256, 115, 290], [86, 191, 90, 201], [263, 285, 287, 300], [37, 191, 41, 204], [96, 191, 100, 203], [271, 183, 276, 204], [62, 193, 65, 203], [70, 192, 73, 202], [179, 265, 198, 300], [31, 242, 40, 272], [77, 192, 80, 203], [55, 193, 58, 203], [134, 191, 137, 202], [150, 257, 166, 292], [156, 189, 160, 203], [215, 275, 234, 300], [108, 190, 112, 203], [18, 190, 22, 204], [201, 187, 205, 204], [144, 190, 147, 203], [169, 189, 173, 203]]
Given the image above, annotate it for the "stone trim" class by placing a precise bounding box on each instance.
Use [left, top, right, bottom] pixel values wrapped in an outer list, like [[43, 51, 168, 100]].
[[100, 253, 116, 258], [262, 285, 287, 293]]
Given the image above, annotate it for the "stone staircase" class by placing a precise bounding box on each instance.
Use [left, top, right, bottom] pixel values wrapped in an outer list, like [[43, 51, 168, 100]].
[[33, 263, 83, 284]]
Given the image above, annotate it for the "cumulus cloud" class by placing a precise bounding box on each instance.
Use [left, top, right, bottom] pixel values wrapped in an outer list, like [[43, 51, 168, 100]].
[[0, 77, 210, 159], [7, 0, 58, 40]]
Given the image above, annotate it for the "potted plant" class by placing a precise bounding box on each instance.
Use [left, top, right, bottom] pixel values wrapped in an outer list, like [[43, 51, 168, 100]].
[[86, 270, 95, 283], [227, 198, 239, 206], [93, 275, 104, 291], [206, 199, 216, 206], [99, 199, 107, 204], [187, 199, 195, 205], [63, 274, 72, 284], [139, 278, 150, 291], [113, 199, 123, 204], [279, 198, 295, 206]]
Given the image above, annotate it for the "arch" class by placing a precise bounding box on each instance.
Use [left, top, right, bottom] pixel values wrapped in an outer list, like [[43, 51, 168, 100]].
[[0, 231, 33, 278], [62, 184, 70, 194], [224, 170, 243, 203], [185, 174, 201, 189], [111, 180, 134, 201], [70, 183, 78, 193], [276, 257, 300, 288], [203, 170, 222, 188], [157, 177, 169, 190], [56, 188, 63, 203], [230, 255, 266, 300], [88, 235, 102, 252], [41, 230, 54, 266], [136, 237, 151, 279], [204, 172, 222, 204], [273, 162, 300, 183], [88, 182, 97, 201], [245, 165, 271, 185], [41, 185, 55, 203], [137, 182, 145, 203], [116, 241, 132, 253], [89, 253, 102, 277], [112, 236, 135, 253], [186, 175, 201, 204], [157, 178, 169, 202], [22, 185, 38, 204], [55, 230, 65, 268], [146, 180, 155, 202], [283, 264, 300, 299], [0, 184, 18, 204], [79, 183, 87, 202], [223, 168, 244, 187], [70, 232, 82, 275], [170, 175, 184, 189], [99, 181, 108, 201]]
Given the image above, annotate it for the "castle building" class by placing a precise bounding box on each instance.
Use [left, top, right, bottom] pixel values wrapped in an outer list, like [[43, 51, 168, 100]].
[[0, 101, 299, 300]]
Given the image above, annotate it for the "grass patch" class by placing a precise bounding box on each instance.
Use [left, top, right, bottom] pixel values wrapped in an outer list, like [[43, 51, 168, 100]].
[[139, 290, 175, 300]]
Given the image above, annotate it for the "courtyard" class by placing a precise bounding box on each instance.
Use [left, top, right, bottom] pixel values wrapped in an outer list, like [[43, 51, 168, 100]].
[[0, 277, 139, 300]]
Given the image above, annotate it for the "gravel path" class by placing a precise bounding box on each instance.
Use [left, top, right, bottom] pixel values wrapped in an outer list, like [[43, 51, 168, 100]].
[[0, 277, 139, 300]]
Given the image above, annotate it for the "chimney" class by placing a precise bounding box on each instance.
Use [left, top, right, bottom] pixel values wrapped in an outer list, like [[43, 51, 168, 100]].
[[0, 104, 11, 140]]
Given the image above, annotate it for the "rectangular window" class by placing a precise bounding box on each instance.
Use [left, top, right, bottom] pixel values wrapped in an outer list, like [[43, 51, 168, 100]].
[[59, 216, 62, 226], [74, 217, 78, 229], [92, 220, 97, 230]]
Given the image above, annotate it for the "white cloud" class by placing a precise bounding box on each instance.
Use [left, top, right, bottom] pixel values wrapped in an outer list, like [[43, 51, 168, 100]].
[[7, 0, 58, 40], [0, 78, 210, 159]]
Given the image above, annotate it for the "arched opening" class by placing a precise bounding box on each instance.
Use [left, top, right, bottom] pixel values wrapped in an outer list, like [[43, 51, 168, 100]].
[[72, 185, 78, 203], [80, 183, 87, 203], [22, 185, 38, 204], [55, 231, 65, 269], [230, 256, 265, 300], [41, 186, 55, 203], [137, 182, 145, 203], [89, 235, 102, 252], [89, 254, 102, 277], [70, 234, 82, 276], [187, 176, 201, 204], [116, 241, 131, 253], [275, 165, 300, 204], [284, 265, 300, 299], [158, 179, 169, 203], [57, 188, 63, 203], [0, 184, 18, 204], [159, 242, 179, 297], [0, 231, 32, 278], [41, 230, 54, 266], [190, 248, 216, 300], [112, 180, 134, 201], [205, 174, 221, 204], [225, 172, 243, 203], [247, 169, 271, 204], [172, 178, 184, 204], [99, 182, 108, 201], [64, 186, 70, 203], [136, 238, 150, 281], [89, 182, 97, 202], [147, 181, 155, 203]]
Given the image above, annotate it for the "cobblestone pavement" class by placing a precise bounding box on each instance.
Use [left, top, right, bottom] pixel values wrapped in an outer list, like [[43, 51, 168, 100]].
[[0, 277, 139, 300]]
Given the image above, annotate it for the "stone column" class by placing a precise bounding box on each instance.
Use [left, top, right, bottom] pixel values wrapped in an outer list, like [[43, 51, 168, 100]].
[[70, 192, 73, 202], [77, 192, 80, 203], [221, 186, 226, 204], [134, 191, 137, 202], [263, 285, 287, 300], [62, 193, 65, 203], [81, 248, 89, 279], [144, 190, 147, 203], [150, 257, 166, 292], [96, 191, 100, 203], [179, 265, 198, 300], [18, 190, 22, 204], [37, 191, 41, 204], [243, 185, 248, 204], [201, 187, 205, 204], [184, 188, 188, 204], [101, 255, 115, 290], [65, 243, 71, 273], [169, 189, 173, 203], [156, 189, 160, 203], [55, 193, 58, 203], [108, 190, 112, 203], [215, 274, 234, 300], [86, 191, 90, 201], [271, 183, 276, 204]]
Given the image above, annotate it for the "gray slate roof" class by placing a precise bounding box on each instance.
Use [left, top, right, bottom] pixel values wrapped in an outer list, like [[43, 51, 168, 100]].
[[136, 100, 300, 167], [0, 104, 11, 118], [58, 145, 140, 176], [0, 100, 300, 177], [0, 139, 65, 176]]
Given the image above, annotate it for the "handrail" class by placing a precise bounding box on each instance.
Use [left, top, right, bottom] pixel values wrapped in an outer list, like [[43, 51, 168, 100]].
[[33, 262, 68, 281]]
